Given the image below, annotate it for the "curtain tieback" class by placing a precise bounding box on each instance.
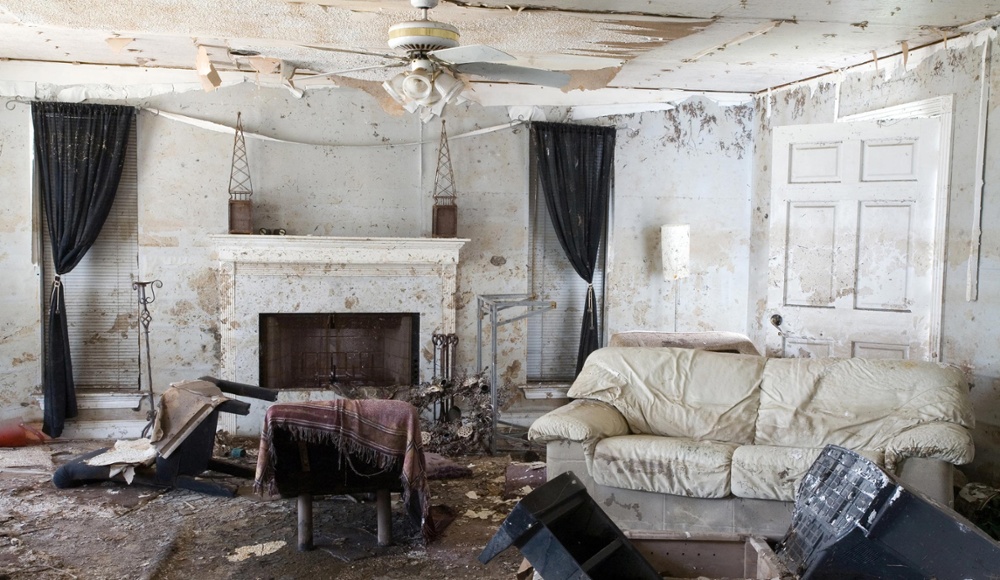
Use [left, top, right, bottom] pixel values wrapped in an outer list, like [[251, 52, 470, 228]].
[[585, 283, 595, 330], [50, 276, 62, 314]]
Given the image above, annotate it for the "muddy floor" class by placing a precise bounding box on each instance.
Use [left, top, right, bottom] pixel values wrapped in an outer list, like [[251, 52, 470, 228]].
[[0, 439, 532, 580]]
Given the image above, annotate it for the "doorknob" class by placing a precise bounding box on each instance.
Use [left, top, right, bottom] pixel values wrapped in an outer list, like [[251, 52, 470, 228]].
[[770, 314, 785, 337]]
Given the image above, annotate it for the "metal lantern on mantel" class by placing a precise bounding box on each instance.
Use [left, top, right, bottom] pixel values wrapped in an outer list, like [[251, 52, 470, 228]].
[[227, 112, 254, 234], [432, 119, 458, 238]]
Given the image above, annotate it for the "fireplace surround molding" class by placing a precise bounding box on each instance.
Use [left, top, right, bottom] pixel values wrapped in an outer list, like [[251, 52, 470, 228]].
[[210, 235, 468, 432]]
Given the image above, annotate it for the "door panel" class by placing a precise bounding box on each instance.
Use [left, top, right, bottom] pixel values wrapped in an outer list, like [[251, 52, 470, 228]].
[[767, 118, 941, 360], [784, 203, 837, 307], [855, 202, 912, 311]]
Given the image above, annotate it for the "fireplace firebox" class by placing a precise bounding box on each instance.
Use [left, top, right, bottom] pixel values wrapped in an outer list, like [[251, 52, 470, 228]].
[[260, 313, 419, 390]]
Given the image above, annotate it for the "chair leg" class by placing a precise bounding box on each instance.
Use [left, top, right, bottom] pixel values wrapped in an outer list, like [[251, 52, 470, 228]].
[[297, 493, 314, 551], [376, 489, 392, 546]]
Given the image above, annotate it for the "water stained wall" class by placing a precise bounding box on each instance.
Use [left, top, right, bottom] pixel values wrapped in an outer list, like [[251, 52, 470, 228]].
[[604, 100, 754, 337], [0, 82, 755, 423]]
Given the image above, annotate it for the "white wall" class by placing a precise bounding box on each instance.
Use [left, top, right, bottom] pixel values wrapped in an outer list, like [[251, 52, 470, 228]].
[[0, 82, 755, 422], [0, 102, 38, 421], [605, 100, 754, 336]]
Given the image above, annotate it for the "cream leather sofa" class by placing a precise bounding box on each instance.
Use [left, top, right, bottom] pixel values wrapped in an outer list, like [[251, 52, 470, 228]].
[[528, 346, 974, 538]]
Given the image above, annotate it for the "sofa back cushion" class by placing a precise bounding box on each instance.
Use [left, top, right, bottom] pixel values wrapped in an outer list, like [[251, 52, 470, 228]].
[[566, 347, 765, 444], [756, 357, 974, 449]]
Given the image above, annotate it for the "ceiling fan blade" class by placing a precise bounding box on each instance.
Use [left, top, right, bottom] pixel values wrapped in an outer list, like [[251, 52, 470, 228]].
[[299, 44, 407, 63], [298, 62, 406, 79], [452, 62, 570, 88], [430, 44, 514, 65]]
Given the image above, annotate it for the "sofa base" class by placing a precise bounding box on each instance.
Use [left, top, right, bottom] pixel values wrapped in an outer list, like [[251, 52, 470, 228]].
[[547, 440, 793, 539], [547, 440, 955, 540]]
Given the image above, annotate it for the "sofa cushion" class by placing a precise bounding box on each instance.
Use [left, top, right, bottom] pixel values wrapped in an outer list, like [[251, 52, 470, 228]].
[[528, 399, 630, 443], [731, 445, 885, 501], [591, 435, 738, 498], [755, 358, 973, 450], [567, 347, 765, 444]]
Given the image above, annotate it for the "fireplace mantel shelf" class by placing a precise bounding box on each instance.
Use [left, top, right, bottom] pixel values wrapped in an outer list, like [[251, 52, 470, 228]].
[[210, 234, 469, 265]]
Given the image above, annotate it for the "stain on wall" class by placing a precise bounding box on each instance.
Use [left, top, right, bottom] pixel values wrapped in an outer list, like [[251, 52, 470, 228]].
[[606, 98, 754, 336]]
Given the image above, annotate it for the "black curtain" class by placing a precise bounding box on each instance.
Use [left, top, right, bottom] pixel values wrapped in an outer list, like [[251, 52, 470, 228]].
[[531, 122, 616, 375], [32, 102, 134, 437]]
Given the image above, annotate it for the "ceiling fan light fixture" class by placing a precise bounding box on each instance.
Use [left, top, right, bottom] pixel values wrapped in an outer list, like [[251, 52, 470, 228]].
[[433, 71, 464, 103], [401, 69, 435, 101], [383, 71, 409, 103]]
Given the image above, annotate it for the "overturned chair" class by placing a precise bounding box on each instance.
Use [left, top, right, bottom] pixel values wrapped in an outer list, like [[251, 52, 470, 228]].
[[53, 377, 277, 496], [254, 399, 434, 550]]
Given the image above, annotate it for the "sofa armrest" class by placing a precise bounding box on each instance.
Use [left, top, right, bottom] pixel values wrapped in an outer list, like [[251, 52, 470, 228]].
[[885, 422, 974, 472], [528, 399, 629, 443]]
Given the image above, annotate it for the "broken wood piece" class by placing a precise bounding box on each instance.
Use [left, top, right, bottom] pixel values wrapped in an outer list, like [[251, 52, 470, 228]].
[[502, 461, 546, 499]]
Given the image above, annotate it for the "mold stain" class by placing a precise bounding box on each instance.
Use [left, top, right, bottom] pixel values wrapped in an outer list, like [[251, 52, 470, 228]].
[[191, 269, 220, 315], [501, 359, 522, 389], [11, 352, 37, 366], [602, 492, 643, 521], [169, 300, 196, 319], [108, 313, 134, 338]]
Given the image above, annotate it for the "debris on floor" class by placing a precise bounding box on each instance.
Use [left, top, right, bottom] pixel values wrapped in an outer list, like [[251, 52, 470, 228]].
[[955, 482, 1000, 541], [0, 439, 526, 579], [502, 461, 546, 499]]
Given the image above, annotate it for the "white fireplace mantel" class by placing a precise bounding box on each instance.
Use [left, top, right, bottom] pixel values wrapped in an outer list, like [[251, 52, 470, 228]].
[[209, 234, 469, 266], [210, 235, 469, 433]]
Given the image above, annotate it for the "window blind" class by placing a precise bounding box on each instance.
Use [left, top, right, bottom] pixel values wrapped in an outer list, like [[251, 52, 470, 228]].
[[42, 124, 139, 390], [526, 176, 606, 381]]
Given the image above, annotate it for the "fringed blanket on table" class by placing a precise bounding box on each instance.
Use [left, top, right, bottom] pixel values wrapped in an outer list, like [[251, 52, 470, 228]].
[[254, 399, 434, 540]]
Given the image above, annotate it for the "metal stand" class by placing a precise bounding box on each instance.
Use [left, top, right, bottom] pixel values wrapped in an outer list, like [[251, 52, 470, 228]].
[[476, 294, 555, 454], [431, 333, 458, 422], [134, 279, 163, 437]]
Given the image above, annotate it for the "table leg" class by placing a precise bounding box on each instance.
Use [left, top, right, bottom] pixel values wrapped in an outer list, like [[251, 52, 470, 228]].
[[376, 489, 392, 546], [297, 493, 314, 551]]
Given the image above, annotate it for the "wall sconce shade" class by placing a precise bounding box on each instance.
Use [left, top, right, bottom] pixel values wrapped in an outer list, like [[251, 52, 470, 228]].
[[661, 224, 690, 281]]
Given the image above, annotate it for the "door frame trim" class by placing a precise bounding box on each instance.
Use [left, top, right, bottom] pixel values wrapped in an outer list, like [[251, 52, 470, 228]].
[[836, 96, 953, 360]]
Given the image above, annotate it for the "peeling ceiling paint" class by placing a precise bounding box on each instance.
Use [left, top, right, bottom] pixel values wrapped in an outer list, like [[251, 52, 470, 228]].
[[0, 1, 998, 99]]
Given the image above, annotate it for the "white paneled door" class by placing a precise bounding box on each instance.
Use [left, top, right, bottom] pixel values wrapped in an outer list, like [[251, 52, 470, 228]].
[[766, 118, 943, 360]]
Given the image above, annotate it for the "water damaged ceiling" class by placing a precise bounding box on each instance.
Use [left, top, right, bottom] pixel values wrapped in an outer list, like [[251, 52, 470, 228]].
[[1, 0, 999, 102]]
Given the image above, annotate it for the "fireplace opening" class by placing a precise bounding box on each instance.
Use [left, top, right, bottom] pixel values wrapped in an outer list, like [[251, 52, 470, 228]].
[[259, 313, 419, 390]]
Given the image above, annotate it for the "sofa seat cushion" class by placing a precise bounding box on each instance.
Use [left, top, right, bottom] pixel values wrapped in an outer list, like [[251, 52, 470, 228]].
[[731, 445, 884, 502], [567, 347, 765, 444], [591, 435, 738, 498], [756, 358, 973, 450]]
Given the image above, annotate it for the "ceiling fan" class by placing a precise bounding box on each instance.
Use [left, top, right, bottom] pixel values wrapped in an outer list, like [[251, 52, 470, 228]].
[[296, 0, 571, 117]]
